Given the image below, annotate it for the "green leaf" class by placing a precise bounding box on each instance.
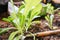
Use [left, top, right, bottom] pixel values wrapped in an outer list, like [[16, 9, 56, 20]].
[[10, 12, 17, 19], [40, 6, 47, 16], [18, 5, 25, 12], [20, 15, 25, 27], [2, 16, 13, 22], [50, 14, 54, 27], [45, 15, 49, 22], [14, 35, 25, 40], [25, 0, 41, 6], [8, 31, 19, 40], [2, 18, 11, 22], [0, 28, 14, 35], [24, 0, 42, 16], [45, 14, 54, 29], [31, 4, 42, 19], [14, 36, 20, 40], [46, 3, 54, 14]]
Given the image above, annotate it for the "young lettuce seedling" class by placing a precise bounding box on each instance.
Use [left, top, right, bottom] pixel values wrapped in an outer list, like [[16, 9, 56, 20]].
[[2, 0, 42, 40], [45, 15, 54, 29], [39, 3, 54, 17], [45, 3, 54, 29]]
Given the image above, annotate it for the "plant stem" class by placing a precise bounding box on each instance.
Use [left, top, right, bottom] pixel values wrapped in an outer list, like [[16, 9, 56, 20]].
[[26, 19, 31, 32]]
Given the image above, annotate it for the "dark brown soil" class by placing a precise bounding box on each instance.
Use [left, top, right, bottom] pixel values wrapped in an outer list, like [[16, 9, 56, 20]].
[[0, 10, 60, 40], [0, 12, 9, 20]]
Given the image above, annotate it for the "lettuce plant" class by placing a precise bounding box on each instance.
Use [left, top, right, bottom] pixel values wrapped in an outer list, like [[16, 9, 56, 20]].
[[2, 0, 42, 40]]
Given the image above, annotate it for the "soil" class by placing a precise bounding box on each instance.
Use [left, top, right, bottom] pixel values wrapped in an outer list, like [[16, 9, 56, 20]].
[[0, 12, 9, 20], [0, 10, 60, 40]]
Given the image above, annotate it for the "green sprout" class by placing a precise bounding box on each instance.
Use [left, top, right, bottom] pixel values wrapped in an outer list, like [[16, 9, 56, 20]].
[[39, 3, 54, 17], [46, 3, 54, 14], [45, 14, 54, 29], [1, 0, 42, 40], [45, 3, 54, 29]]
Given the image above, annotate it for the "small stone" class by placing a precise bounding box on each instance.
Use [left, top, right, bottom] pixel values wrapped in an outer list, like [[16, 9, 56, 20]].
[[53, 26, 58, 29]]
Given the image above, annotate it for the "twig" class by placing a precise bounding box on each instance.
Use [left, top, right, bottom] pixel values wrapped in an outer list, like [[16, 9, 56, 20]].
[[26, 29, 60, 37]]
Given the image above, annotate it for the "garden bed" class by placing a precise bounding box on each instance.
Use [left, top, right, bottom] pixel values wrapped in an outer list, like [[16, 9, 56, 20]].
[[0, 0, 60, 40], [0, 10, 60, 40]]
